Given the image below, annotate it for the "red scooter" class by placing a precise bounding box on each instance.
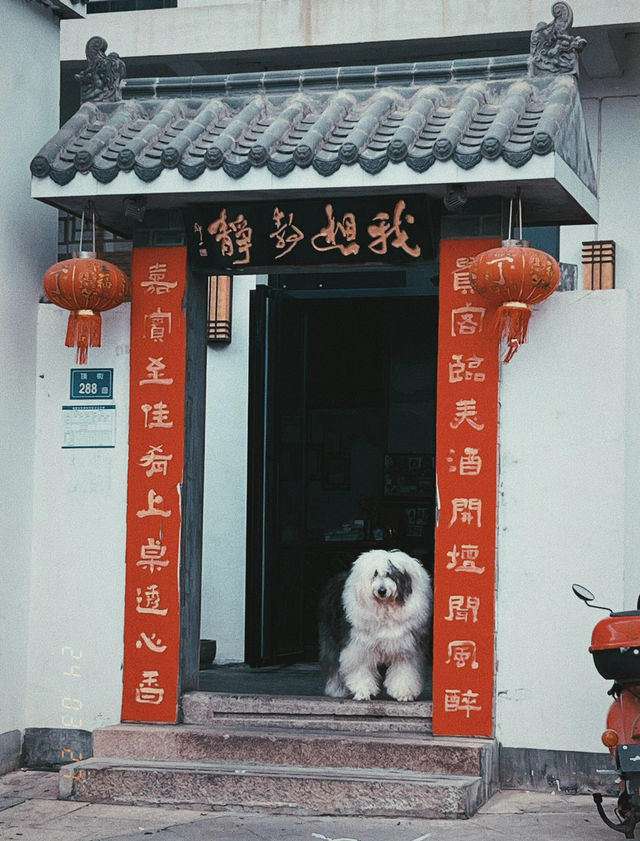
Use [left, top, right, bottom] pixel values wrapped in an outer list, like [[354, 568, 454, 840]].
[[574, 584, 640, 838]]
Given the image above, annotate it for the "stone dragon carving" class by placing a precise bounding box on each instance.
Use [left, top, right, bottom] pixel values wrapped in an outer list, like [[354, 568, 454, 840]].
[[75, 36, 126, 103], [530, 2, 587, 75]]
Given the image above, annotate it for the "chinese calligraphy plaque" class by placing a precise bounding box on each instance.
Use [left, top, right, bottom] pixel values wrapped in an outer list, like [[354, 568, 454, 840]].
[[185, 197, 435, 272]]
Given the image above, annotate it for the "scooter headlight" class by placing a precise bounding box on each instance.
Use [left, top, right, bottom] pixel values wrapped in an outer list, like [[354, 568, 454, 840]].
[[602, 729, 620, 748]]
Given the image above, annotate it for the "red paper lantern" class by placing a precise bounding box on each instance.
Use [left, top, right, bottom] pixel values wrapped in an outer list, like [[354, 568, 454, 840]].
[[468, 240, 560, 362], [43, 251, 129, 364]]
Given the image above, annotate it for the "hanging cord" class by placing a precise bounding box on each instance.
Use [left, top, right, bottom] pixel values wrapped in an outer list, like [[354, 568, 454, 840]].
[[506, 190, 524, 242], [77, 203, 96, 255], [518, 194, 523, 241], [78, 210, 85, 254]]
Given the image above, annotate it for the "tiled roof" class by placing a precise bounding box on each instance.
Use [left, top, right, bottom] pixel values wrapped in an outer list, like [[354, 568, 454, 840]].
[[30, 58, 595, 192]]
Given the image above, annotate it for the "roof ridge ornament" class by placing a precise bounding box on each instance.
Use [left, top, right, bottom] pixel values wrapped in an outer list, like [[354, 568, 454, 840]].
[[75, 36, 126, 103], [529, 2, 586, 76]]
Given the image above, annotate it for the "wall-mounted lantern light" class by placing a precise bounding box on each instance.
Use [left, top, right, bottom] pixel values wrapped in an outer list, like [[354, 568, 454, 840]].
[[207, 276, 232, 344], [582, 241, 615, 289]]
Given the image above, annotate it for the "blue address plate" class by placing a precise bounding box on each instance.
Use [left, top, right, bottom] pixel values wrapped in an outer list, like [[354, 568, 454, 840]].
[[70, 368, 114, 400]]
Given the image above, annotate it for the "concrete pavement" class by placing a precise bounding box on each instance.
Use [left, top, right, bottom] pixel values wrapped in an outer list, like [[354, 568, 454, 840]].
[[0, 769, 616, 841]]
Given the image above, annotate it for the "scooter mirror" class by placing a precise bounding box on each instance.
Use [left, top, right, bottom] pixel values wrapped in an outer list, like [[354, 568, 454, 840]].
[[572, 584, 595, 603]]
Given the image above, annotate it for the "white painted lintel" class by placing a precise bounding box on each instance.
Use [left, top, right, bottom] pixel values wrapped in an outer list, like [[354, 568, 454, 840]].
[[31, 152, 598, 229]]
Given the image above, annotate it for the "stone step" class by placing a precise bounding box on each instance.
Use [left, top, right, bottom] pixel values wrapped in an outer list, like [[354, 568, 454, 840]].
[[181, 690, 433, 729], [93, 723, 496, 779], [59, 756, 485, 818], [183, 711, 431, 733]]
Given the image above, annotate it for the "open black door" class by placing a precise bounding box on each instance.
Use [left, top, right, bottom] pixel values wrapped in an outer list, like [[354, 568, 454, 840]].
[[245, 285, 307, 666]]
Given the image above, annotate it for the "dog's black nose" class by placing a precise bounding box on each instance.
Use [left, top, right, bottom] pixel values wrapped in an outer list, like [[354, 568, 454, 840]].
[[377, 586, 387, 597]]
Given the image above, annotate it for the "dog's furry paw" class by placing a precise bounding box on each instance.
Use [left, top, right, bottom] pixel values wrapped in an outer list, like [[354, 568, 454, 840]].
[[351, 689, 373, 700], [384, 668, 422, 702], [348, 677, 379, 701], [324, 675, 349, 698], [388, 691, 418, 702]]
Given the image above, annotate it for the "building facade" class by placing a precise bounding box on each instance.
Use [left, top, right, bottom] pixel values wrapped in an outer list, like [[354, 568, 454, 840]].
[[2, 0, 640, 804]]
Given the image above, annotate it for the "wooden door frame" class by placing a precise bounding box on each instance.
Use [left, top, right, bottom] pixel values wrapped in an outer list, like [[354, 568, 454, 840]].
[[121, 236, 500, 739], [177, 264, 209, 694]]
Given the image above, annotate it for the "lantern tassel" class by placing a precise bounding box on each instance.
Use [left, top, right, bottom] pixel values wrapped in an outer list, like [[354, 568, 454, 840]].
[[65, 310, 102, 365], [494, 302, 531, 363]]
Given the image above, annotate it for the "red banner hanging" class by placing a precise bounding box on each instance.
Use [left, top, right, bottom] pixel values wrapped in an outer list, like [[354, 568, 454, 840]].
[[121, 247, 187, 722], [432, 238, 500, 737]]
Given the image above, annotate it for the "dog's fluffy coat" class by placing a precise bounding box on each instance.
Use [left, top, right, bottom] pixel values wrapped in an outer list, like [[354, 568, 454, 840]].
[[318, 549, 432, 702]]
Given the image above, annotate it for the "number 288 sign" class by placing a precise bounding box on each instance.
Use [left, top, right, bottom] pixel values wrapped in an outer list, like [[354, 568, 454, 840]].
[[70, 368, 114, 400]]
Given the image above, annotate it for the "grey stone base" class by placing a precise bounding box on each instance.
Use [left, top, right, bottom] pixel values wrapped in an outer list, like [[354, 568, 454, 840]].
[[499, 745, 618, 795], [94, 723, 493, 778], [60, 756, 486, 818], [181, 690, 434, 725], [0, 730, 21, 776], [21, 728, 93, 771], [57, 690, 498, 819]]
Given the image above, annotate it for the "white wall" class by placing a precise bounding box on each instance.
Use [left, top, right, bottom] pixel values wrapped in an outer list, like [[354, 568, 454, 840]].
[[25, 304, 130, 730], [60, 0, 640, 63], [496, 290, 627, 753], [0, 0, 60, 739], [201, 278, 258, 662], [561, 42, 640, 608], [495, 41, 640, 753], [588, 52, 640, 612]]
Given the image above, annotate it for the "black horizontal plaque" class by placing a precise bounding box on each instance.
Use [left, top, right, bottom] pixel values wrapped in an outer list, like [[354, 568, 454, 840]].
[[185, 196, 435, 273]]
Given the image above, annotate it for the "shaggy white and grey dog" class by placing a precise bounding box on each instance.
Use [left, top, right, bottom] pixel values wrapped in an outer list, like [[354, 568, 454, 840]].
[[318, 549, 432, 702]]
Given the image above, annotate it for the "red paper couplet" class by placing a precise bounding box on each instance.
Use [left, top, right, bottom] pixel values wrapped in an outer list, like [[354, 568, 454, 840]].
[[121, 247, 187, 722], [432, 238, 500, 737]]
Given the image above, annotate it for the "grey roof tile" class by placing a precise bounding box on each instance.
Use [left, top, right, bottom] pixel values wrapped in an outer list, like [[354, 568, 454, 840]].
[[31, 63, 596, 193]]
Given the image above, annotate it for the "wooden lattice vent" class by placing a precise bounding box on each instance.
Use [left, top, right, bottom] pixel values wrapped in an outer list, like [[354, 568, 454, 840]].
[[582, 240, 615, 290]]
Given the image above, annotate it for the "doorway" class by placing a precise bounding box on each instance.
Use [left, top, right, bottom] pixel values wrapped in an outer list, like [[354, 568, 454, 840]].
[[245, 274, 438, 674]]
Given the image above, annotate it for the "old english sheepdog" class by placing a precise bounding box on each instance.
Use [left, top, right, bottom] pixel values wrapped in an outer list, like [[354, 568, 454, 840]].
[[318, 549, 432, 702]]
